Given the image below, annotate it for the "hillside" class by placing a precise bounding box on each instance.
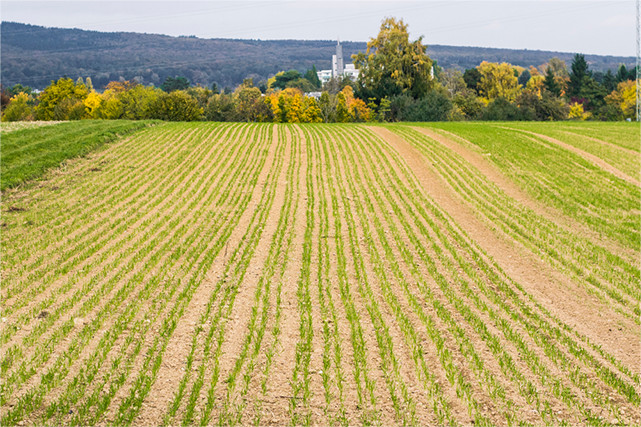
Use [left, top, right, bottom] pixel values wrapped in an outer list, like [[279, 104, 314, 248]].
[[2, 22, 635, 90]]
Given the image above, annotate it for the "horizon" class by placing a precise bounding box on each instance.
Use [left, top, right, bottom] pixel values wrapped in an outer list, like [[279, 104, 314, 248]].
[[1, 0, 637, 57]]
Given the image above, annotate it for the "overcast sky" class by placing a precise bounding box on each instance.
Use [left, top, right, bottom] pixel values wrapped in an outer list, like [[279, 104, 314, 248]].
[[1, 0, 637, 57]]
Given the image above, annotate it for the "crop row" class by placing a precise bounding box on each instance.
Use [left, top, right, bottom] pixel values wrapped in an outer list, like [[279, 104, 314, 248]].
[[391, 125, 639, 322], [1, 123, 274, 425]]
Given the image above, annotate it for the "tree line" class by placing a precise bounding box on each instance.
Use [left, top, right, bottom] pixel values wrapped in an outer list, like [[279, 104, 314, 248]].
[[2, 18, 637, 123]]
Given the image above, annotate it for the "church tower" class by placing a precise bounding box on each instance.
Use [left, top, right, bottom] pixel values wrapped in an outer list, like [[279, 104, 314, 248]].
[[332, 39, 344, 77]]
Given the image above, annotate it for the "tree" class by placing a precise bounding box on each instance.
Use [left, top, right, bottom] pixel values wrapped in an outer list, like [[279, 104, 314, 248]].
[[453, 88, 484, 120], [340, 86, 372, 122], [205, 93, 236, 121], [93, 90, 123, 119], [525, 75, 545, 98], [353, 17, 434, 102], [568, 102, 590, 120], [481, 97, 520, 121], [118, 85, 161, 119], [544, 66, 560, 96], [439, 69, 467, 97], [35, 77, 89, 120], [301, 96, 322, 123], [1, 92, 34, 121], [83, 91, 103, 118], [602, 70, 616, 93], [567, 54, 589, 99], [463, 68, 482, 94], [148, 90, 203, 121], [335, 92, 350, 123], [234, 84, 264, 122], [304, 65, 322, 89], [271, 70, 302, 90], [477, 62, 521, 102], [518, 69, 531, 87], [615, 64, 630, 83], [286, 78, 316, 93], [0, 86, 11, 111], [318, 91, 335, 123], [160, 76, 190, 92], [516, 90, 568, 121], [605, 79, 637, 119], [53, 98, 86, 120], [8, 84, 33, 96]]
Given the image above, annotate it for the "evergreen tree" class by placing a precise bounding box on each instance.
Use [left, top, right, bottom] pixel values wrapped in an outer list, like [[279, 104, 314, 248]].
[[463, 68, 482, 94], [518, 69, 531, 87], [160, 76, 190, 92], [602, 70, 616, 92], [304, 65, 322, 89], [544, 66, 560, 96], [567, 53, 589, 99], [615, 64, 629, 83]]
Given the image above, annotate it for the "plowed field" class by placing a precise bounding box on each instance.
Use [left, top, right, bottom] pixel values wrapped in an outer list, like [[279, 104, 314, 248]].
[[2, 122, 639, 426]]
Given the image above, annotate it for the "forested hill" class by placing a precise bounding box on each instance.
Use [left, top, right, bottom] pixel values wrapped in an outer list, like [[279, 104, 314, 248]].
[[2, 21, 635, 90]]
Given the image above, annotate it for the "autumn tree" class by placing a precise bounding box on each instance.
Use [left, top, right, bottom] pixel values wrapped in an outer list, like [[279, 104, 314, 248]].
[[1, 92, 34, 121], [318, 92, 335, 123], [35, 77, 89, 120], [353, 17, 434, 103], [234, 83, 269, 122], [148, 90, 203, 121], [301, 96, 322, 123], [83, 91, 103, 119], [335, 92, 350, 123], [605, 79, 638, 119], [205, 93, 236, 121], [476, 62, 521, 103]]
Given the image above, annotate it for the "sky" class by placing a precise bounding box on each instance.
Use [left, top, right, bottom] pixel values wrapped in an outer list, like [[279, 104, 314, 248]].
[[1, 0, 638, 57]]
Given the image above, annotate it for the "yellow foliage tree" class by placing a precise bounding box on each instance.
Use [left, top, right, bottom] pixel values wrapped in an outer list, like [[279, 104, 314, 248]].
[[605, 80, 637, 119], [83, 91, 103, 118], [526, 75, 545, 98], [94, 89, 123, 119], [568, 102, 590, 120], [477, 61, 522, 103], [340, 86, 372, 122], [301, 97, 322, 123], [1, 92, 34, 122]]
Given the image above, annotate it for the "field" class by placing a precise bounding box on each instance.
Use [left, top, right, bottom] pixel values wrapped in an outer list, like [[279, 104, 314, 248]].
[[1, 121, 639, 426]]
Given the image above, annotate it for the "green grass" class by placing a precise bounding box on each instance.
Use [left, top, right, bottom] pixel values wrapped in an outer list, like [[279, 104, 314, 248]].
[[1, 120, 157, 190], [495, 121, 640, 179], [419, 122, 640, 251]]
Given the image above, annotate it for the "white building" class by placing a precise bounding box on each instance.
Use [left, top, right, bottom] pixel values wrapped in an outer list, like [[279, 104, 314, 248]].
[[318, 40, 359, 85]]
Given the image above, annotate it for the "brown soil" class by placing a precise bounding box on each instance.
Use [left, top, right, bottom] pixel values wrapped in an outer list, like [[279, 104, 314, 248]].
[[133, 125, 280, 425]]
